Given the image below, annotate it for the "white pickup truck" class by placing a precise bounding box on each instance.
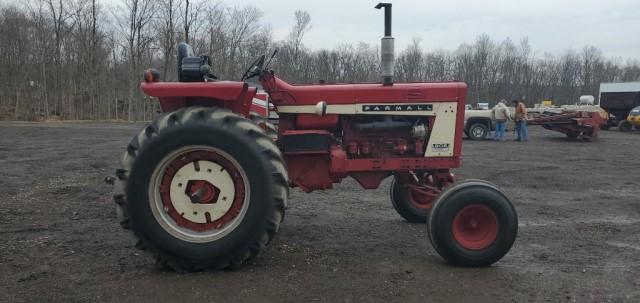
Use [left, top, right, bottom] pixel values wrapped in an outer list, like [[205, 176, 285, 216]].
[[464, 104, 495, 140]]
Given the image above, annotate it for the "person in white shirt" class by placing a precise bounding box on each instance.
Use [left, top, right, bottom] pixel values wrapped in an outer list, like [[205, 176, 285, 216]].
[[491, 100, 511, 141]]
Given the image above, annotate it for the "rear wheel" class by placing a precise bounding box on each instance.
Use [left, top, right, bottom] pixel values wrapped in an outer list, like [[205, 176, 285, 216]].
[[619, 120, 632, 132], [249, 112, 277, 141], [467, 123, 489, 140], [428, 180, 517, 267], [113, 107, 288, 271]]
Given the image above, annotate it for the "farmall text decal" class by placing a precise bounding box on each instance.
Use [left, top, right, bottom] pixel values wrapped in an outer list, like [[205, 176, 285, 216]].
[[362, 104, 433, 112]]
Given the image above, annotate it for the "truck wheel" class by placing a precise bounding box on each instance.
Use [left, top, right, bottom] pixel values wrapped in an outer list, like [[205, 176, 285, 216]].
[[618, 120, 632, 132], [467, 123, 489, 140], [428, 180, 517, 267], [566, 133, 578, 139], [390, 178, 434, 223], [113, 107, 288, 271]]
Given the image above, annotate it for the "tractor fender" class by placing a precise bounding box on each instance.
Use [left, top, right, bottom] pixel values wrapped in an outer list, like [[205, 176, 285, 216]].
[[140, 81, 257, 115]]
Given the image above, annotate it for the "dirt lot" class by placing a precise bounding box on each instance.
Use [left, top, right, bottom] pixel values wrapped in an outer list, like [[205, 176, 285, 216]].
[[1, 121, 639, 303]]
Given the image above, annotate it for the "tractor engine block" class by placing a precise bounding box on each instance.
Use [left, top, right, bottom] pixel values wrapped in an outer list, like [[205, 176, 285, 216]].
[[342, 116, 429, 158], [278, 114, 435, 192]]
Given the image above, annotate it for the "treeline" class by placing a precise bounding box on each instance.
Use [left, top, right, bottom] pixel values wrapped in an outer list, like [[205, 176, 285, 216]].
[[1, 0, 639, 121]]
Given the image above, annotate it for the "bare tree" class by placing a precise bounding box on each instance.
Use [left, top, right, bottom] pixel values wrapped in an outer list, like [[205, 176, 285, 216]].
[[158, 0, 181, 81], [44, 0, 74, 117], [288, 10, 311, 62], [2, 2, 640, 121], [116, 0, 155, 121], [224, 6, 262, 77], [182, 0, 209, 51]]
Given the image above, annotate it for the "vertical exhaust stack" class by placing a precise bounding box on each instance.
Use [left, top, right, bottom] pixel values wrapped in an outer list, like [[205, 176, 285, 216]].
[[375, 3, 394, 86]]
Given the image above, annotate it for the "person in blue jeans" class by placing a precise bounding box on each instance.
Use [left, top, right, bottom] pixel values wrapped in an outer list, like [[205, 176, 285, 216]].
[[511, 99, 528, 141], [491, 100, 510, 141]]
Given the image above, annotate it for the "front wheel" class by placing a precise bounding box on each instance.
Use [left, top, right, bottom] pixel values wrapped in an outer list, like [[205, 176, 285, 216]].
[[390, 173, 454, 223], [566, 132, 579, 139], [390, 178, 433, 223], [428, 180, 517, 267], [619, 120, 632, 132], [113, 107, 288, 271], [467, 123, 489, 140]]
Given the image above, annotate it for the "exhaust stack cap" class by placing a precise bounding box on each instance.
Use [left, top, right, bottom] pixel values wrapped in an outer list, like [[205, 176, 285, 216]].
[[375, 3, 394, 86], [375, 3, 392, 37]]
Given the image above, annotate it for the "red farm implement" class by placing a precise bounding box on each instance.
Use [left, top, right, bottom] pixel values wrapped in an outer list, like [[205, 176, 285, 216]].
[[109, 3, 518, 272], [528, 111, 606, 141]]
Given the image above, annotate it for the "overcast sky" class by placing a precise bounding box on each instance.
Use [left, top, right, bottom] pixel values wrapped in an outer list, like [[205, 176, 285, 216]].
[[228, 0, 640, 60]]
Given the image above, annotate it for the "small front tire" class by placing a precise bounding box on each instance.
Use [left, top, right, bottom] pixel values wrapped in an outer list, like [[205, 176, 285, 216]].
[[390, 178, 431, 223], [428, 180, 517, 267]]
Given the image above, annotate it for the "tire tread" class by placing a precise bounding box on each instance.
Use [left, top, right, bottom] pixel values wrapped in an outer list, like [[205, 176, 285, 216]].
[[112, 106, 288, 272]]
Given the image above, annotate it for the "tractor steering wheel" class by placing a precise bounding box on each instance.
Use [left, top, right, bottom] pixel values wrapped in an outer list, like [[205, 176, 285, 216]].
[[240, 55, 266, 81]]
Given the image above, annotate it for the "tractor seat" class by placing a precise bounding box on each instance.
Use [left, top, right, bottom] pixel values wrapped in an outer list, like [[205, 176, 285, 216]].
[[177, 43, 217, 82]]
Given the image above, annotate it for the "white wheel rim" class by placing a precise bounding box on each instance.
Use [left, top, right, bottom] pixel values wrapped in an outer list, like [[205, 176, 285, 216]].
[[148, 146, 250, 243], [473, 127, 485, 137]]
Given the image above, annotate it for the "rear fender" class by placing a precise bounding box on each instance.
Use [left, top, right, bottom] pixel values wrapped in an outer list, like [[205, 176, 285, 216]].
[[140, 81, 256, 116]]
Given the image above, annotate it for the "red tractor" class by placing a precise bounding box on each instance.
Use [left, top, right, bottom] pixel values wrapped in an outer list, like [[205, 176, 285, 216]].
[[112, 3, 517, 271]]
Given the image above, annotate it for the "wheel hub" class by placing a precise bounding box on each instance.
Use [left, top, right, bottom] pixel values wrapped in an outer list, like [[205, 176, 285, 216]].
[[408, 184, 438, 210], [406, 173, 453, 210], [185, 180, 219, 204], [473, 127, 484, 137], [151, 148, 248, 240], [452, 204, 499, 250]]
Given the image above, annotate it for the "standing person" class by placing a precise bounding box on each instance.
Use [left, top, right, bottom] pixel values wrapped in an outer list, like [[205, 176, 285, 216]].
[[491, 100, 510, 141], [512, 99, 528, 141]]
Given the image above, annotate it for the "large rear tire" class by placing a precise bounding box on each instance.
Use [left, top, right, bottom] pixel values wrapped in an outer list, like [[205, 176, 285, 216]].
[[249, 112, 278, 141], [113, 107, 288, 271], [428, 180, 517, 267]]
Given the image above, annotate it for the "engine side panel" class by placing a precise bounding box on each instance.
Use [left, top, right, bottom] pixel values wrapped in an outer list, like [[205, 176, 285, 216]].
[[275, 84, 466, 192]]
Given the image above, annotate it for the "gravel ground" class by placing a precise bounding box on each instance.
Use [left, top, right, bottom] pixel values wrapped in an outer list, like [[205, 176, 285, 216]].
[[0, 121, 639, 303]]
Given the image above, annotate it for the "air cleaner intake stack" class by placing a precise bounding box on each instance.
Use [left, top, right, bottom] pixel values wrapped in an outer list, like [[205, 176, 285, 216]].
[[375, 3, 394, 86]]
